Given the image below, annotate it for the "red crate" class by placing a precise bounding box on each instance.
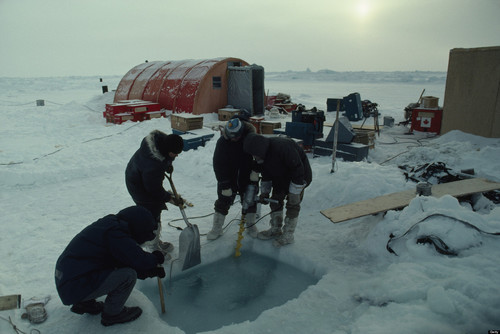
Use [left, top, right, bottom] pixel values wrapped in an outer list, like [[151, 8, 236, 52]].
[[104, 100, 162, 124], [105, 103, 130, 114], [127, 102, 161, 114], [113, 113, 134, 124], [411, 108, 443, 134]]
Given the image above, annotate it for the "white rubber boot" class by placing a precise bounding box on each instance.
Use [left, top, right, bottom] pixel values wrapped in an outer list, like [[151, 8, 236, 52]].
[[207, 212, 225, 240], [146, 223, 174, 255], [257, 211, 283, 240], [273, 216, 298, 247], [245, 213, 258, 238]]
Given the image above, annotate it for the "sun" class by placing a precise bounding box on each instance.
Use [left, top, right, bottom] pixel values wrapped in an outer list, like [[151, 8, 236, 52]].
[[356, 0, 371, 20]]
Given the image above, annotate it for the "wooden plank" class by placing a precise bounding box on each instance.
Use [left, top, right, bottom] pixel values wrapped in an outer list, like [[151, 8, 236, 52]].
[[0, 294, 21, 311], [321, 178, 500, 223]]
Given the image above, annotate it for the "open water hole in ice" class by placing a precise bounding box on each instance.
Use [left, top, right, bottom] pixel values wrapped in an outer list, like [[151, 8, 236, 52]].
[[139, 251, 320, 334]]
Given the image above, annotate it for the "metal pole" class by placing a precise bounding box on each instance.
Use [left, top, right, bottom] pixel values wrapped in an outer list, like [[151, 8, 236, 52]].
[[331, 100, 341, 173]]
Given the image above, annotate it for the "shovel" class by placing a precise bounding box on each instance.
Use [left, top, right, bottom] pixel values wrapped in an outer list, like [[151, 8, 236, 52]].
[[165, 172, 201, 271]]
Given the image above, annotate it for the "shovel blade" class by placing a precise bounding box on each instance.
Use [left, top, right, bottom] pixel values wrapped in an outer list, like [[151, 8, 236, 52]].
[[178, 224, 201, 271]]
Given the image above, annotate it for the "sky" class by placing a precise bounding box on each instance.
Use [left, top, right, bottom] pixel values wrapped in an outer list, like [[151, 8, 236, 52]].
[[0, 0, 499, 77]]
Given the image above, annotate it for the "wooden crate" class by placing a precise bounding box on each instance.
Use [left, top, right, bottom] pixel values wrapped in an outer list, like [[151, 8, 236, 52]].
[[260, 121, 282, 134], [171, 114, 203, 132], [218, 108, 240, 121], [353, 129, 375, 149], [249, 116, 265, 133]]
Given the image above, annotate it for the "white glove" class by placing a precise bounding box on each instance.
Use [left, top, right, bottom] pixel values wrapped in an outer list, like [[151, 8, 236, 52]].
[[260, 180, 272, 195], [249, 170, 260, 182], [289, 181, 306, 195], [221, 188, 233, 197]]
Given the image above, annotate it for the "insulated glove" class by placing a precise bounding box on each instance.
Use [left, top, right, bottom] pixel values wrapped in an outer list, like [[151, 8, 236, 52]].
[[155, 266, 166, 278], [165, 165, 173, 174], [152, 250, 165, 264], [137, 267, 166, 280], [221, 188, 233, 197], [167, 191, 184, 207], [249, 170, 260, 182], [260, 180, 272, 198]]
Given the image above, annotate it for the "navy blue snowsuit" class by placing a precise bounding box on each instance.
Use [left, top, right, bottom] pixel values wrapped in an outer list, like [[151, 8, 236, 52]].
[[54, 206, 162, 306]]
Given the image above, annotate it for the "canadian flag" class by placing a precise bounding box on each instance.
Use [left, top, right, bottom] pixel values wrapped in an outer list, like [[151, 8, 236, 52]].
[[420, 117, 432, 128]]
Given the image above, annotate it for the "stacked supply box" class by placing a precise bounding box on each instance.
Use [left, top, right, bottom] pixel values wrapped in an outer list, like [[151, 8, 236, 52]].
[[218, 108, 240, 121], [260, 121, 282, 134], [171, 114, 204, 132], [104, 100, 164, 124]]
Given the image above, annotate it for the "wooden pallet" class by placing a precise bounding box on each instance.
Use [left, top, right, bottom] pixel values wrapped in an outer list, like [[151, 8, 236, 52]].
[[321, 178, 500, 224]]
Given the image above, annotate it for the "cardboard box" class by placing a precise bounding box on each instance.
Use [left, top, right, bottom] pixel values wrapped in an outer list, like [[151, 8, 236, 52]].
[[353, 129, 375, 149], [421, 96, 439, 109], [218, 108, 240, 121], [171, 114, 203, 132], [260, 121, 282, 134], [249, 116, 265, 133], [146, 111, 166, 119]]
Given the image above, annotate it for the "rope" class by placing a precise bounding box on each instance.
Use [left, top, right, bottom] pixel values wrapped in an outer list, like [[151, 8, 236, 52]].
[[0, 122, 140, 166], [0, 100, 34, 106], [0, 315, 41, 334], [377, 135, 436, 166]]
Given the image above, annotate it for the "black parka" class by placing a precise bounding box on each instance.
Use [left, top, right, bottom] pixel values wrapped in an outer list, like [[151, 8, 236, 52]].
[[243, 133, 312, 192], [213, 121, 256, 193], [125, 130, 175, 213], [54, 206, 161, 305]]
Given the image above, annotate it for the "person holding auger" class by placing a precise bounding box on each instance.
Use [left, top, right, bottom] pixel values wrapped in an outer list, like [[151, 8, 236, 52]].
[[207, 113, 259, 240], [243, 133, 312, 247]]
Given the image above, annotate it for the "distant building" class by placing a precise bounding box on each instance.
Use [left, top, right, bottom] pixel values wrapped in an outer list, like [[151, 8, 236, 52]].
[[114, 57, 265, 116]]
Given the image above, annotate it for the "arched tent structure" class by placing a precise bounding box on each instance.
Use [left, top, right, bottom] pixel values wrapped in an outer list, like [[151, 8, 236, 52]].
[[114, 57, 250, 115]]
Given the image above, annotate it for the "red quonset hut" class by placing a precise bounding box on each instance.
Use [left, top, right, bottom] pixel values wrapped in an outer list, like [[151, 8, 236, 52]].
[[114, 57, 266, 115]]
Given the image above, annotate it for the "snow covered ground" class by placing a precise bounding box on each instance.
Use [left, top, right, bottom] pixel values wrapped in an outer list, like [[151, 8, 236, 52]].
[[1, 72, 500, 334]]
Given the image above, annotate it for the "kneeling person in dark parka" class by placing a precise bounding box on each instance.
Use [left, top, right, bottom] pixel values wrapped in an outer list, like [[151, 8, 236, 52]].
[[55, 206, 166, 327]]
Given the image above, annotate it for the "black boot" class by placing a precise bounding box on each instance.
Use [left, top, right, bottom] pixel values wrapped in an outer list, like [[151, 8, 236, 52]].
[[70, 299, 104, 315], [101, 306, 142, 327]]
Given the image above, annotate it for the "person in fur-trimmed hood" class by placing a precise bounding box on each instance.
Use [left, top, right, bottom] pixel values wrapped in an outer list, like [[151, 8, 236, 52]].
[[125, 130, 184, 254], [243, 133, 312, 247], [207, 114, 259, 240]]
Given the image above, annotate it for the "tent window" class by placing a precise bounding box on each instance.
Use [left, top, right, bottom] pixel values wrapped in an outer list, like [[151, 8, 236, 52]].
[[228, 61, 242, 67], [213, 76, 222, 89]]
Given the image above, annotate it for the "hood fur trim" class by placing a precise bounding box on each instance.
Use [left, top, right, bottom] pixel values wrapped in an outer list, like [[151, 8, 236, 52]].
[[145, 130, 165, 162]]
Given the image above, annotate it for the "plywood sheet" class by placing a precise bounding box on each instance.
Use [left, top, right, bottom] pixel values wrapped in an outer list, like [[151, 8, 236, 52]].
[[321, 178, 500, 223]]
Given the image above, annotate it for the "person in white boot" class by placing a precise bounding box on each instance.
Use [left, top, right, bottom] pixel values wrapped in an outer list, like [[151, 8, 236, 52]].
[[208, 114, 258, 240], [243, 133, 312, 247]]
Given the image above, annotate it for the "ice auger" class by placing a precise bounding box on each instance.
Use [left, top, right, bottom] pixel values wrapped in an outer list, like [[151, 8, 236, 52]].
[[234, 183, 258, 257]]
